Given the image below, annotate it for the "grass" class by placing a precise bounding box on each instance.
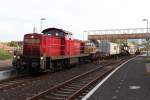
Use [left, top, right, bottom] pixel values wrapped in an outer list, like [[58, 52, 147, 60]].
[[146, 72, 150, 77], [145, 56, 150, 77], [0, 48, 12, 60], [145, 56, 150, 63]]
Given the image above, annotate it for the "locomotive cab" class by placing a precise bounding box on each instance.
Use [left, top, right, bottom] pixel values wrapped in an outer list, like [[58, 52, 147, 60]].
[[43, 28, 65, 38], [42, 28, 72, 40]]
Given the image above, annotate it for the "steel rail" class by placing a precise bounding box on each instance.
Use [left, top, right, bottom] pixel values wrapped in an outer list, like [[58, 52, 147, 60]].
[[27, 58, 126, 100]]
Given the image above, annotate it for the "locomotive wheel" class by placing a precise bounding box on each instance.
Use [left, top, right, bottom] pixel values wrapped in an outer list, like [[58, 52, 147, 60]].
[[50, 62, 55, 72]]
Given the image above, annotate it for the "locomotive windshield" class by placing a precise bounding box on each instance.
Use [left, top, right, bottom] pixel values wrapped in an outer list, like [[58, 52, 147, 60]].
[[43, 30, 64, 37], [24, 38, 40, 44]]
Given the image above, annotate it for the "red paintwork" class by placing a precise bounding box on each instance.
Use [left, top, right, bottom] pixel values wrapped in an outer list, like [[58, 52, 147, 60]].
[[23, 28, 84, 58], [65, 40, 81, 55], [23, 33, 42, 56]]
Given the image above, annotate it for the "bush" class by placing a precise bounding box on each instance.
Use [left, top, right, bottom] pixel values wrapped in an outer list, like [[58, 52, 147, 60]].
[[0, 48, 12, 60], [7, 41, 17, 47]]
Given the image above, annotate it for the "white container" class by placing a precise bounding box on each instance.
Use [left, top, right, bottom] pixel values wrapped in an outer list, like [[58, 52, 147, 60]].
[[98, 41, 120, 55], [128, 44, 137, 54]]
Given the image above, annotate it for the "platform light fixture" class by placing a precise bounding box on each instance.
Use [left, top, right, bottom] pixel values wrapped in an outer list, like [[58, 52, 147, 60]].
[[142, 19, 148, 33], [142, 19, 149, 56], [40, 18, 46, 32]]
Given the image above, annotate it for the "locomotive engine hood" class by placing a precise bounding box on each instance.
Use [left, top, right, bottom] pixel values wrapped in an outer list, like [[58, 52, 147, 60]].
[[23, 33, 43, 57]]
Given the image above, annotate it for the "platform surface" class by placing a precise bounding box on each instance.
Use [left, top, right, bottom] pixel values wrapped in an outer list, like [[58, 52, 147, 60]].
[[86, 56, 150, 100], [0, 59, 12, 71]]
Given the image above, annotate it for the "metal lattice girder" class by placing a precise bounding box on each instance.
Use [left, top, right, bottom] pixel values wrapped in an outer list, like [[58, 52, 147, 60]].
[[84, 28, 150, 40]]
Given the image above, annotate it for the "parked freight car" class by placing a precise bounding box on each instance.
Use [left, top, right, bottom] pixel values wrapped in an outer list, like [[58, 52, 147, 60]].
[[96, 41, 120, 56], [84, 40, 121, 60], [84, 40, 97, 54], [127, 43, 138, 54]]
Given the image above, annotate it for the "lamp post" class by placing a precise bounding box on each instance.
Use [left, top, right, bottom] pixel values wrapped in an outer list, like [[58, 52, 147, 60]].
[[142, 19, 148, 32], [142, 19, 149, 56], [40, 18, 46, 32]]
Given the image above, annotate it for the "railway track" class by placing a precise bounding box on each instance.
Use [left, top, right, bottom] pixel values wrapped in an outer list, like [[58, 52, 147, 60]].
[[0, 56, 132, 100], [27, 57, 127, 100], [0, 62, 109, 92], [0, 57, 124, 91], [0, 78, 35, 91], [0, 73, 48, 91]]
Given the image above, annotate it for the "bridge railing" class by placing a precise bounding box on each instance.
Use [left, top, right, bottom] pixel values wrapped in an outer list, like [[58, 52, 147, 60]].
[[84, 28, 150, 35]]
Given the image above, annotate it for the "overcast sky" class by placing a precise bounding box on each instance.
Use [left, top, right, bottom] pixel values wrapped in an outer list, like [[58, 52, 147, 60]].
[[0, 0, 150, 41]]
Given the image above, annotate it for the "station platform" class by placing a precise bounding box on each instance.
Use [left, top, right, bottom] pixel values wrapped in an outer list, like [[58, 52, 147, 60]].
[[83, 55, 150, 100], [0, 59, 13, 71]]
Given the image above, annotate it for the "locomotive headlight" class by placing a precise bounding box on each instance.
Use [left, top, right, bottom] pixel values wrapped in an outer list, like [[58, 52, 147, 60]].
[[13, 55, 16, 58], [31, 35, 34, 38], [17, 56, 20, 59], [40, 57, 44, 60]]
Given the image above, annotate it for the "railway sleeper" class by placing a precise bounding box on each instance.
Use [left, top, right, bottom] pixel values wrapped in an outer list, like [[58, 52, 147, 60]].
[[71, 92, 87, 100], [0, 82, 24, 90], [59, 88, 77, 92], [69, 82, 86, 86], [42, 96, 64, 100], [3, 81, 21, 84], [55, 90, 74, 95], [70, 81, 87, 85], [77, 78, 93, 83], [48, 92, 69, 98], [0, 81, 22, 86], [67, 84, 84, 88], [64, 85, 81, 89], [80, 77, 94, 80]]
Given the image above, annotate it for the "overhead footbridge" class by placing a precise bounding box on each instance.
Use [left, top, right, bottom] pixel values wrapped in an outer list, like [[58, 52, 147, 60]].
[[84, 28, 150, 40]]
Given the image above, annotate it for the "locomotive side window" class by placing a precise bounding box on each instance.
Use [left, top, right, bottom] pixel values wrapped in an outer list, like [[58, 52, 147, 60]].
[[55, 32, 64, 37], [65, 33, 72, 40], [57, 32, 64, 37], [43, 30, 64, 37], [24, 39, 40, 43], [43, 31, 52, 36], [56, 32, 59, 36]]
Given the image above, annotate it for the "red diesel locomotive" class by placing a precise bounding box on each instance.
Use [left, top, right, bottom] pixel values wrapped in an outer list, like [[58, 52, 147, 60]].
[[13, 28, 89, 72]]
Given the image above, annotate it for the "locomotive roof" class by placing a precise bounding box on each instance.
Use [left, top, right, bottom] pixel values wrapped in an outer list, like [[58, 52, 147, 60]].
[[42, 28, 72, 35]]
